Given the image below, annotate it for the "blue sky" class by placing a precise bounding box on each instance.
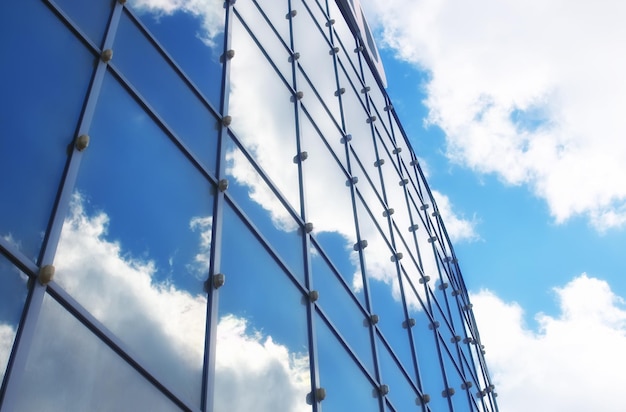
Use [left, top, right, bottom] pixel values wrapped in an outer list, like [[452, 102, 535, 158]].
[[361, 0, 626, 410]]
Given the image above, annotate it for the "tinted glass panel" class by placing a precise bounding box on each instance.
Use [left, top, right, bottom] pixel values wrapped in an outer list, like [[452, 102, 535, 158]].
[[300, 114, 361, 297], [377, 335, 419, 411], [55, 0, 112, 45], [12, 294, 181, 411], [215, 202, 310, 412], [311, 244, 373, 374], [115, 11, 220, 176], [229, 16, 300, 214], [316, 313, 379, 412], [293, 0, 341, 123], [127, 0, 225, 110], [224, 134, 305, 284], [0, 1, 93, 261], [0, 255, 29, 385], [235, 1, 292, 82], [54, 73, 211, 407]]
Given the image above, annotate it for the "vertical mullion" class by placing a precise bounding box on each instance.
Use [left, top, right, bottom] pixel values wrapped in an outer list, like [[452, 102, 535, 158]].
[[202, 2, 231, 411]]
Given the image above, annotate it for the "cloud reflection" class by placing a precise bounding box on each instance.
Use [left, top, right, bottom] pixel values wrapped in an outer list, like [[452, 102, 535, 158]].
[[129, 0, 224, 47], [0, 323, 16, 383], [47, 193, 309, 408]]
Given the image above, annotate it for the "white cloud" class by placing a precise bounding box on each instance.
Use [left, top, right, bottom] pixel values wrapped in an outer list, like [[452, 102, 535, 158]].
[[432, 190, 478, 242], [362, 0, 626, 230], [471, 274, 626, 412]]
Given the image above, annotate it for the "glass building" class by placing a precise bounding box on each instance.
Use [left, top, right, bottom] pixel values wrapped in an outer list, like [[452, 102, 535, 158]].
[[0, 0, 498, 411]]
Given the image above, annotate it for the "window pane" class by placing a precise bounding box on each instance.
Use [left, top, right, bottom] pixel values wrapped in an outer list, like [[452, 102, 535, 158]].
[[224, 134, 305, 285], [12, 294, 181, 411], [293, 0, 341, 123], [55, 0, 112, 45], [215, 202, 311, 412], [0, 1, 93, 261], [54, 73, 211, 407], [377, 335, 420, 411], [229, 15, 300, 214], [126, 1, 225, 110], [300, 114, 361, 298], [311, 245, 373, 375], [235, 0, 292, 82], [316, 314, 379, 412], [114, 11, 220, 176], [0, 254, 29, 385]]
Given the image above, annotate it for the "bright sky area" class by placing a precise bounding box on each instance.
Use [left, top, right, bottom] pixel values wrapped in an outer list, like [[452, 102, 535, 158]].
[[360, 0, 626, 410]]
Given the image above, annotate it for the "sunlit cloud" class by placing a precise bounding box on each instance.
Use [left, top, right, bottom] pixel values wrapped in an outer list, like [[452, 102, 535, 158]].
[[432, 190, 478, 242], [363, 0, 626, 230], [471, 274, 626, 412]]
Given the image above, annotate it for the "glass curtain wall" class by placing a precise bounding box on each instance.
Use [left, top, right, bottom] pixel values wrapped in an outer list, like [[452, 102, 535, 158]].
[[0, 0, 498, 411]]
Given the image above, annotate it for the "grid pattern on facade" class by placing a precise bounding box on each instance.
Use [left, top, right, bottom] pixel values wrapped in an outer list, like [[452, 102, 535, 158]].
[[0, 1, 498, 411]]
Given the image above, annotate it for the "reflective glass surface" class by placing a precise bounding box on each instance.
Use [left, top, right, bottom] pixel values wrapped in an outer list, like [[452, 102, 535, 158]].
[[55, 0, 112, 45], [0, 255, 29, 385], [357, 200, 415, 374], [11, 294, 181, 412], [216, 202, 310, 411], [0, 0, 93, 261], [300, 114, 361, 296], [294, 0, 341, 123], [114, 11, 220, 176], [54, 73, 211, 407], [377, 335, 419, 411], [229, 15, 301, 214], [126, 0, 225, 110], [311, 244, 373, 374], [224, 134, 305, 284], [255, 0, 291, 45], [406, 275, 449, 412], [316, 313, 379, 412], [234, 1, 292, 83]]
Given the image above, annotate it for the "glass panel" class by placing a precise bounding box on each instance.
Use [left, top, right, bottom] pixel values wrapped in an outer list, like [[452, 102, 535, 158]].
[[224, 134, 305, 284], [300, 93, 347, 170], [114, 11, 220, 176], [255, 0, 291, 45], [327, 0, 360, 72], [440, 339, 470, 412], [361, 59, 391, 136], [316, 313, 379, 412], [54, 73, 211, 407], [293, 0, 341, 122], [377, 141, 412, 239], [229, 16, 301, 214], [311, 244, 373, 374], [377, 335, 419, 411], [12, 294, 181, 411], [0, 1, 93, 261], [127, 0, 225, 109], [357, 200, 415, 373], [55, 0, 112, 45], [235, 0, 292, 82], [0, 254, 29, 384], [300, 114, 361, 297], [215, 202, 311, 412], [405, 273, 448, 412]]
